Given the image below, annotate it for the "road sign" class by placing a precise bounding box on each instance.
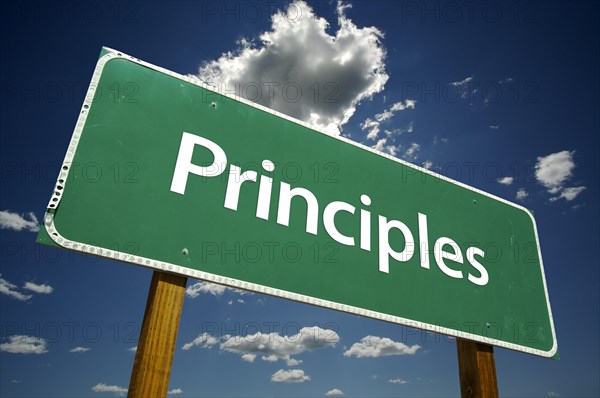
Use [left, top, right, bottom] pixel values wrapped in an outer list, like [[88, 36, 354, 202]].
[[38, 47, 557, 357]]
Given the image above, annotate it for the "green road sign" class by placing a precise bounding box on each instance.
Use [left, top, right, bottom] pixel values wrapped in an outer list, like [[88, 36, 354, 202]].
[[38, 47, 557, 357]]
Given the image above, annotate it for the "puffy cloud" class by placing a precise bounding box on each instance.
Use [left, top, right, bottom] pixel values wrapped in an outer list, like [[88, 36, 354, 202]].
[[516, 188, 529, 201], [0, 210, 39, 232], [0, 335, 48, 354], [181, 332, 219, 351], [389, 378, 408, 384], [91, 383, 127, 395], [0, 275, 32, 301], [197, 1, 389, 134], [535, 151, 575, 193], [325, 388, 345, 396], [168, 388, 183, 395], [343, 336, 420, 358], [70, 347, 90, 353], [23, 282, 54, 294], [271, 369, 310, 383], [182, 326, 338, 365], [550, 186, 586, 202], [371, 138, 399, 157], [422, 160, 433, 170], [497, 176, 514, 185]]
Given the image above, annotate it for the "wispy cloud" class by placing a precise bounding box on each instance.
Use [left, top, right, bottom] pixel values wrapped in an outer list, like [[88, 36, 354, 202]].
[[404, 142, 421, 160], [198, 1, 388, 134], [450, 74, 474, 87], [0, 335, 48, 354], [128, 346, 137, 353], [70, 347, 91, 353], [362, 100, 415, 140], [271, 369, 310, 383], [0, 275, 32, 301], [0, 210, 39, 232], [389, 378, 409, 384], [549, 186, 586, 202], [497, 176, 514, 185], [185, 281, 251, 298], [422, 160, 433, 170], [168, 388, 183, 395], [23, 282, 54, 294], [343, 336, 420, 358], [325, 388, 345, 396], [489, 125, 500, 130], [181, 333, 219, 351], [91, 383, 127, 396]]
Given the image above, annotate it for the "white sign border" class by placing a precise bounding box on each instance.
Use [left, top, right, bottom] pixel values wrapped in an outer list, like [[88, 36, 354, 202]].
[[43, 47, 557, 358]]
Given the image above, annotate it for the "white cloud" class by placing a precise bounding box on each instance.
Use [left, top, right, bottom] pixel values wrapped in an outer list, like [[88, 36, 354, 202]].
[[91, 383, 128, 395], [547, 392, 560, 397], [23, 282, 54, 294], [550, 186, 586, 202], [181, 332, 219, 351], [198, 1, 388, 135], [535, 150, 575, 193], [422, 160, 433, 170], [516, 188, 529, 201], [128, 346, 137, 353], [183, 326, 339, 365], [343, 336, 420, 358], [362, 100, 415, 140], [0, 335, 48, 354], [271, 369, 310, 383], [0, 275, 32, 301], [325, 388, 345, 396], [489, 125, 500, 130], [497, 176, 514, 185], [185, 281, 251, 298], [0, 210, 40, 232], [371, 137, 399, 157], [389, 378, 408, 384], [499, 77, 513, 84], [70, 347, 90, 353], [404, 143, 421, 160], [168, 388, 183, 395], [450, 74, 474, 87]]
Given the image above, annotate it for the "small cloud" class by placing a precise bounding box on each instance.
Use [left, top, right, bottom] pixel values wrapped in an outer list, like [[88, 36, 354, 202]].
[[489, 125, 500, 130], [389, 378, 409, 384], [168, 388, 183, 395], [535, 150, 576, 193], [0, 210, 40, 232], [181, 332, 219, 351], [70, 347, 91, 353], [128, 346, 137, 353], [0, 275, 32, 301], [550, 186, 586, 202], [371, 137, 400, 157], [23, 282, 54, 294], [343, 336, 420, 358], [497, 176, 514, 185], [11, 380, 22, 383], [498, 77, 513, 84], [516, 188, 529, 201], [422, 160, 433, 170], [450, 74, 474, 87], [185, 281, 251, 299], [0, 335, 48, 354], [325, 388, 345, 396], [362, 100, 415, 140], [271, 369, 310, 383], [547, 392, 560, 397], [404, 143, 421, 160], [91, 383, 128, 395]]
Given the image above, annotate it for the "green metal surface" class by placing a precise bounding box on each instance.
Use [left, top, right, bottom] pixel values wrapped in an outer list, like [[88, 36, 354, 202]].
[[38, 49, 556, 357]]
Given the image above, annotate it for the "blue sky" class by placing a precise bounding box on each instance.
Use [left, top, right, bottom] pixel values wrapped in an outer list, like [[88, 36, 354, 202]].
[[0, 1, 598, 397]]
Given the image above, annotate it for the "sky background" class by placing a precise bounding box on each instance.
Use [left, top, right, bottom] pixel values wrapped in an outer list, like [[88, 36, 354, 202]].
[[1, 1, 599, 397]]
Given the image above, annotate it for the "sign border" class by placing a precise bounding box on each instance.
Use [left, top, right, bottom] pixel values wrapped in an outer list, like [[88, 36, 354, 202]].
[[42, 47, 557, 357]]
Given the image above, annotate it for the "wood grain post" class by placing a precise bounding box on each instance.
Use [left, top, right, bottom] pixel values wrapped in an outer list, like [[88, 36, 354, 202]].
[[128, 271, 187, 398], [456, 338, 499, 398]]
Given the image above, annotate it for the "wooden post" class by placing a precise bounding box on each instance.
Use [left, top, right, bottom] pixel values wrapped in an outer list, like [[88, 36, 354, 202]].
[[128, 271, 187, 398], [456, 338, 499, 398]]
